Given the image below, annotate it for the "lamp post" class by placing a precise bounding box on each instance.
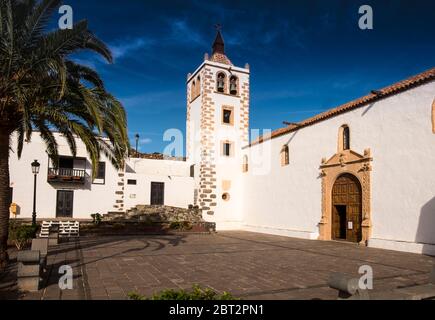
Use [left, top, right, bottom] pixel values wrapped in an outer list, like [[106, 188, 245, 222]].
[[135, 134, 140, 156], [31, 160, 40, 226]]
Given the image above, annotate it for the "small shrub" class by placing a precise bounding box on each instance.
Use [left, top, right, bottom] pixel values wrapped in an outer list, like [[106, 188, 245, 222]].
[[127, 292, 145, 300], [169, 221, 192, 231], [8, 223, 38, 250], [128, 285, 237, 301], [91, 213, 102, 225]]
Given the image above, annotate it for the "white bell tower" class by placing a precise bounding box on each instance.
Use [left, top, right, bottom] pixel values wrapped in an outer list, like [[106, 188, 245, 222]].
[[186, 28, 250, 229]]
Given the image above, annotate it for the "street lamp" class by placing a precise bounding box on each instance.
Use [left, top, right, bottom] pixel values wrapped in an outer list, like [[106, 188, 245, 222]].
[[31, 160, 40, 226], [135, 134, 140, 156]]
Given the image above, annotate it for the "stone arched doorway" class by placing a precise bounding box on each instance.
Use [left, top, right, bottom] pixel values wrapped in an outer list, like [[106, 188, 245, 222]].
[[331, 174, 362, 243], [318, 149, 372, 245]]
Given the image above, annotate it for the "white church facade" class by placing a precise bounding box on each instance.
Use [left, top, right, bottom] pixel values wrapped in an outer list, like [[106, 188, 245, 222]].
[[8, 31, 435, 256]]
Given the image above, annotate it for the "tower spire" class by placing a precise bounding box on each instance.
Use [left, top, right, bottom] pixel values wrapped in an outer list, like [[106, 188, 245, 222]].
[[210, 24, 232, 65], [212, 24, 225, 55]]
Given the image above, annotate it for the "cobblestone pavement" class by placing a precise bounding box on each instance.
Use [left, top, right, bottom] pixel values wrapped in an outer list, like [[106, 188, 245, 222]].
[[2, 231, 434, 300]]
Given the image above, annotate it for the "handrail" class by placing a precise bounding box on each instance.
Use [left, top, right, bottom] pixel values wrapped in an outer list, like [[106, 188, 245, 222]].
[[48, 167, 86, 179]]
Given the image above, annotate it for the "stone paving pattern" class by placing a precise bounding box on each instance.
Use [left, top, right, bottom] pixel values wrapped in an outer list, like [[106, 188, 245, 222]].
[[1, 231, 434, 300]]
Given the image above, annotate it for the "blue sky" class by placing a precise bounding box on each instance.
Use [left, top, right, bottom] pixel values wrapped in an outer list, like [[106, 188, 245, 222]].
[[68, 0, 435, 154]]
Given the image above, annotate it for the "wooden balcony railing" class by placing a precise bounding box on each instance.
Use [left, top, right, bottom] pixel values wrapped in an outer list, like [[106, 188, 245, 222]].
[[47, 167, 86, 184]]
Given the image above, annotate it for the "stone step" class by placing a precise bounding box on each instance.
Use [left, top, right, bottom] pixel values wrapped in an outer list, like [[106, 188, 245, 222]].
[[104, 205, 204, 223]]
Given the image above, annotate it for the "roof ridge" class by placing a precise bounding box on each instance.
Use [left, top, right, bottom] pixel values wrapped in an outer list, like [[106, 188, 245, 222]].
[[247, 66, 435, 148]]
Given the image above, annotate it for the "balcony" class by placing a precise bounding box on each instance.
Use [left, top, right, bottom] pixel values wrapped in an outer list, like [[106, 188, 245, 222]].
[[47, 167, 86, 184]]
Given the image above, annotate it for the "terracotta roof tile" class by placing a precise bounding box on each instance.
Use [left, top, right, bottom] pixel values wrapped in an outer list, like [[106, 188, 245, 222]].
[[246, 67, 435, 148], [210, 52, 233, 65]]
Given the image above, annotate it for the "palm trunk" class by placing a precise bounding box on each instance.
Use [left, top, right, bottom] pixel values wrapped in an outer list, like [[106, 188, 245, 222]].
[[0, 130, 10, 270]]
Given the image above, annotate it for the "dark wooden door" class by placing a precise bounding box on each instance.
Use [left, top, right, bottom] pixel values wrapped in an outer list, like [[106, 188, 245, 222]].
[[150, 182, 164, 205], [59, 157, 74, 169], [332, 205, 347, 240], [331, 174, 362, 243], [56, 190, 74, 218]]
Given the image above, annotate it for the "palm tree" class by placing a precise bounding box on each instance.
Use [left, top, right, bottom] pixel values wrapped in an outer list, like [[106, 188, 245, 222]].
[[0, 0, 130, 269]]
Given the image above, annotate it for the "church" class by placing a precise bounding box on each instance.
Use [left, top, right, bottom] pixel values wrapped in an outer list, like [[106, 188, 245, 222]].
[[8, 31, 435, 256]]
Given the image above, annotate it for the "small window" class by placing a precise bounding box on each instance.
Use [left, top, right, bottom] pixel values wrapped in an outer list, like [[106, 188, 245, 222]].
[[191, 80, 196, 101], [217, 73, 226, 93], [222, 106, 234, 125], [196, 76, 201, 97], [223, 109, 232, 124], [190, 165, 195, 178], [343, 126, 350, 150], [229, 76, 238, 95], [96, 162, 106, 179], [127, 179, 137, 185], [222, 193, 230, 201], [223, 142, 231, 157], [281, 146, 289, 166], [242, 155, 248, 173]]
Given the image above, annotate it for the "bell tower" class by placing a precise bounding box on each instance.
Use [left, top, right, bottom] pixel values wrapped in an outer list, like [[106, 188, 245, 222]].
[[186, 28, 250, 230]]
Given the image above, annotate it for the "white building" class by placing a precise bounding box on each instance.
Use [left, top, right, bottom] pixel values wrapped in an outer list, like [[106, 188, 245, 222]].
[[8, 31, 435, 255], [9, 133, 194, 219]]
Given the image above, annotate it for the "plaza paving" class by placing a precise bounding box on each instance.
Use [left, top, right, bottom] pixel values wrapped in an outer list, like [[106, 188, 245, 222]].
[[1, 231, 434, 300]]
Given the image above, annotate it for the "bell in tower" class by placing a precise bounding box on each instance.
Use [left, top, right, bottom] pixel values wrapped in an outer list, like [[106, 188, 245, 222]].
[[217, 73, 225, 93], [230, 76, 238, 95]]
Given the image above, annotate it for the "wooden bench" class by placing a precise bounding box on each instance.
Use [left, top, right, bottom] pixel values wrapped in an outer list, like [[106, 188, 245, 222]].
[[328, 267, 435, 300]]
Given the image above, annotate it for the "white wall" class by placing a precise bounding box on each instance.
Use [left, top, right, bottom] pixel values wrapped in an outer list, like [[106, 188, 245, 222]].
[[9, 133, 119, 220], [208, 63, 249, 229], [242, 81, 435, 254], [9, 134, 195, 220], [124, 158, 194, 210], [127, 158, 191, 176], [124, 173, 194, 210]]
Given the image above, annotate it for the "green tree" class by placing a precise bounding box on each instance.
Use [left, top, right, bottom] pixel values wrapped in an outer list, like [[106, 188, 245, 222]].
[[0, 0, 130, 269]]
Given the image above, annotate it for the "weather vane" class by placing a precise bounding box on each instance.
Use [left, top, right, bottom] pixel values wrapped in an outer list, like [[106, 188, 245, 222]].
[[214, 23, 222, 32]]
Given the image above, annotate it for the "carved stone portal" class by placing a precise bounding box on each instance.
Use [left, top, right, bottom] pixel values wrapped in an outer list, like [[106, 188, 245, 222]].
[[318, 148, 373, 245]]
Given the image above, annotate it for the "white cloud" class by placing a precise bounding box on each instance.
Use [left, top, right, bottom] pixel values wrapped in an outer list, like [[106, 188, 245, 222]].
[[131, 137, 153, 151], [120, 90, 184, 114], [139, 138, 152, 145], [168, 19, 204, 46], [109, 37, 153, 60]]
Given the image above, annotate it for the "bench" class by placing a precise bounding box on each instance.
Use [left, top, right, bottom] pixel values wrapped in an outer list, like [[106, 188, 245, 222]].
[[39, 221, 80, 242], [328, 267, 435, 300], [17, 250, 41, 292], [39, 221, 59, 244], [59, 221, 80, 238]]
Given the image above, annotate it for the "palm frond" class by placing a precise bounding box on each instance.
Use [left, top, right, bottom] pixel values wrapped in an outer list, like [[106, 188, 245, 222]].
[[16, 120, 25, 159], [84, 31, 113, 63], [35, 119, 59, 164], [24, 0, 60, 42], [1, 0, 129, 176], [65, 60, 104, 88]]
